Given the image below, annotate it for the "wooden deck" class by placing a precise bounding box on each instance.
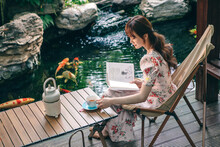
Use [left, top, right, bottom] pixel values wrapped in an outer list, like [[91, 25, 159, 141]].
[[0, 88, 118, 147], [25, 90, 220, 147]]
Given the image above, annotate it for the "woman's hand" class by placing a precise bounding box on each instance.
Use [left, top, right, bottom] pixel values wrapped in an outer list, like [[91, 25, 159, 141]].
[[97, 97, 112, 109], [130, 78, 142, 88]]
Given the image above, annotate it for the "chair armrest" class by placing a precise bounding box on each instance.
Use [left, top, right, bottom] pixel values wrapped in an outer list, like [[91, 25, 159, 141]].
[[135, 107, 166, 115], [122, 105, 166, 115], [122, 104, 136, 110]]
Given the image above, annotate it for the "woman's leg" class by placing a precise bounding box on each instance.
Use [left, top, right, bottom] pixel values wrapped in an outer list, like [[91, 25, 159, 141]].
[[91, 89, 139, 142], [90, 126, 109, 139]]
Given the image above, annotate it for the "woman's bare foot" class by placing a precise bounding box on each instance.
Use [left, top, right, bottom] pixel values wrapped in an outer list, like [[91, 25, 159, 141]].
[[89, 127, 109, 139], [89, 127, 93, 131]]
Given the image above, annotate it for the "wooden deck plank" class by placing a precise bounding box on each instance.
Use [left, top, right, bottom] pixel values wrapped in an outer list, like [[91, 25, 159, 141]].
[[0, 138, 3, 147], [135, 101, 220, 146], [6, 109, 32, 145], [0, 116, 14, 147], [158, 114, 220, 147], [134, 100, 219, 137], [60, 95, 88, 126], [52, 105, 73, 132], [83, 87, 118, 117], [36, 101, 65, 134], [59, 98, 81, 129], [20, 105, 49, 140], [28, 103, 57, 137], [13, 106, 41, 142], [154, 112, 220, 146], [63, 93, 96, 124], [0, 112, 23, 146]]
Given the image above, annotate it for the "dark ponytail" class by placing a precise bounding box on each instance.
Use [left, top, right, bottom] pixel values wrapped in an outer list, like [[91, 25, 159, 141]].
[[125, 15, 177, 70], [149, 32, 177, 70]]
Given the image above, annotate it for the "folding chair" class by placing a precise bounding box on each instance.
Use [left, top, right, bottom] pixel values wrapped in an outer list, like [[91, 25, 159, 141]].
[[123, 25, 215, 147]]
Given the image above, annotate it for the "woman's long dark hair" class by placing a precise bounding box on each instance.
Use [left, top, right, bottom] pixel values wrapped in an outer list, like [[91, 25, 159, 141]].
[[125, 15, 177, 70]]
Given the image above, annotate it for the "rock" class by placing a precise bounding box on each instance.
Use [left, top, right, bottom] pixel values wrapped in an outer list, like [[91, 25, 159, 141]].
[[140, 0, 190, 22], [90, 0, 112, 7], [55, 3, 98, 31], [0, 13, 43, 81], [89, 11, 130, 36], [111, 0, 141, 12]]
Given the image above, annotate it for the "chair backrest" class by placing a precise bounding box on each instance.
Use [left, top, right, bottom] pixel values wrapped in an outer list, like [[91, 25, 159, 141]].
[[171, 25, 214, 88], [160, 25, 214, 109], [141, 25, 215, 117]]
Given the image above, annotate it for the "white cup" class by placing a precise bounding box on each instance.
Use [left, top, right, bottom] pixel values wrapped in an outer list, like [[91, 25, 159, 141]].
[[86, 95, 98, 108]]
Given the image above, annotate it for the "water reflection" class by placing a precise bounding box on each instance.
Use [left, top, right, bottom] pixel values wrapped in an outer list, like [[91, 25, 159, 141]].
[[0, 10, 196, 106]]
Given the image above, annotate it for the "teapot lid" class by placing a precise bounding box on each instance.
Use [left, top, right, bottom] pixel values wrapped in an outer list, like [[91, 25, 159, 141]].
[[46, 84, 55, 93]]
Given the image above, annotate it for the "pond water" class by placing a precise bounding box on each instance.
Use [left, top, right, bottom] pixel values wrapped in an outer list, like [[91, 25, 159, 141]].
[[0, 10, 196, 108]]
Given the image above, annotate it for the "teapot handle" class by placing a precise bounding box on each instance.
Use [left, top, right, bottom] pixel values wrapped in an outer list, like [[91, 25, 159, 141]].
[[43, 77, 57, 94]]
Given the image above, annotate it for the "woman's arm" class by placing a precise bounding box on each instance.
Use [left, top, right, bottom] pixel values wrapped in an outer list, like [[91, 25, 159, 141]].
[[97, 83, 152, 109]]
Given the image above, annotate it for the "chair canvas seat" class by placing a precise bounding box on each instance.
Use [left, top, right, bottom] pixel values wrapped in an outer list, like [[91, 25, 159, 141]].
[[122, 25, 215, 147]]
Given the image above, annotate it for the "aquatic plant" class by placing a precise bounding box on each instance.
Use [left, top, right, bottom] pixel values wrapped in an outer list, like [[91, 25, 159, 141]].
[[189, 25, 197, 38]]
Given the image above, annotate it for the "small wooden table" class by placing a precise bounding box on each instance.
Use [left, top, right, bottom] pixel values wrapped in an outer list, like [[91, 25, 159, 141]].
[[0, 87, 118, 147]]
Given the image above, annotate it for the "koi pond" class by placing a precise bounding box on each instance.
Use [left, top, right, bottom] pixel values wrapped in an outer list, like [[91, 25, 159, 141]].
[[0, 10, 196, 108]]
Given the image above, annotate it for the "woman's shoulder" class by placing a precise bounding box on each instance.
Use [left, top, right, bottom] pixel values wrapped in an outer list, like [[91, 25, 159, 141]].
[[140, 50, 165, 68], [140, 52, 155, 67], [151, 50, 162, 58], [141, 50, 162, 61]]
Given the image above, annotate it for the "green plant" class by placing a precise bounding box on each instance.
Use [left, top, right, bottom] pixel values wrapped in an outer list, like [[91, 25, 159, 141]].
[[65, 0, 89, 7], [0, 0, 6, 25], [40, 14, 54, 30], [133, 5, 142, 16], [16, 0, 54, 7], [189, 25, 197, 38], [12, 0, 56, 30], [17, 0, 41, 6]]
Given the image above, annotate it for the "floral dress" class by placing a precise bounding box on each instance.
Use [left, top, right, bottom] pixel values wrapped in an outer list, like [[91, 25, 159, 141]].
[[135, 50, 177, 108], [102, 50, 177, 142]]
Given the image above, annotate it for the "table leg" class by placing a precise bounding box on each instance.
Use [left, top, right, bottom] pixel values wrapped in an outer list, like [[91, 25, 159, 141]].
[[88, 121, 107, 147]]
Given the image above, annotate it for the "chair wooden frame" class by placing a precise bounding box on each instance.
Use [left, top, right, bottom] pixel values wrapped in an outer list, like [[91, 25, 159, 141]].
[[137, 65, 200, 147], [124, 25, 215, 147]]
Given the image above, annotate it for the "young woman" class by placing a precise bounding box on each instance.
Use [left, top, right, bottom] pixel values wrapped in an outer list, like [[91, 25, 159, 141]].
[[93, 15, 178, 142]]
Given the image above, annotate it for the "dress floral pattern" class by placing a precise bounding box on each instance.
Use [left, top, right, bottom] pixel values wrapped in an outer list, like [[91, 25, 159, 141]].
[[135, 50, 177, 108], [102, 50, 177, 142], [102, 90, 138, 142]]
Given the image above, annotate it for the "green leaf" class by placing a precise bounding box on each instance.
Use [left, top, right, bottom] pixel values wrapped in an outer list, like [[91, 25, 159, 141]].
[[40, 14, 54, 30]]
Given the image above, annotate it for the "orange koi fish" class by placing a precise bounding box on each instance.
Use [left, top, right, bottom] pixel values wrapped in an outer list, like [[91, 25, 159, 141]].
[[56, 71, 78, 85], [55, 58, 69, 76], [60, 88, 71, 93], [0, 98, 35, 109], [73, 57, 79, 66]]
